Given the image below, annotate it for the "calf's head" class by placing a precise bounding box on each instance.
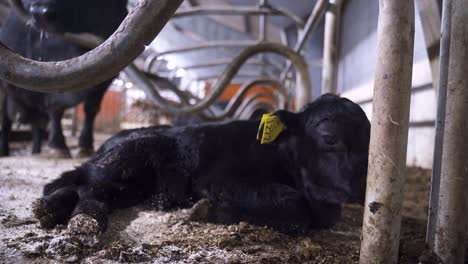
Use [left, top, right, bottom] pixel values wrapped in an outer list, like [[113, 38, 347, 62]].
[[21, 0, 127, 36], [272, 94, 370, 205]]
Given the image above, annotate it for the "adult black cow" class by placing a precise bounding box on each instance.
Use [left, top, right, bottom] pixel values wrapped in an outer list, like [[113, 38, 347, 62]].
[[33, 94, 371, 234], [0, 0, 128, 157]]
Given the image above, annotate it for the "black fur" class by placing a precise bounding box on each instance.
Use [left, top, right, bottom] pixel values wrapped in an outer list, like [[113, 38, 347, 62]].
[[33, 94, 371, 234], [0, 0, 128, 156]]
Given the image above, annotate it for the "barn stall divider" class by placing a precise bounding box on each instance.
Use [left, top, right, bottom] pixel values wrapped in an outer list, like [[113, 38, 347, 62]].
[[359, 0, 467, 263], [359, 1, 415, 263]]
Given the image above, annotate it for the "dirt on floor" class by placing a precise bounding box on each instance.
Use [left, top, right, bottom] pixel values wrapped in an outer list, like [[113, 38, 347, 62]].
[[0, 140, 464, 263]]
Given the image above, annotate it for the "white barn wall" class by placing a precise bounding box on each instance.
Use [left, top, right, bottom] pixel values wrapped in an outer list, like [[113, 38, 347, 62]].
[[337, 0, 437, 168]]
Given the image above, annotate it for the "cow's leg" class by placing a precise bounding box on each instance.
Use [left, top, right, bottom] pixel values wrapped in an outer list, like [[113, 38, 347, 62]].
[[47, 109, 71, 158], [31, 124, 43, 154], [76, 82, 109, 158], [0, 96, 11, 156], [198, 184, 337, 234]]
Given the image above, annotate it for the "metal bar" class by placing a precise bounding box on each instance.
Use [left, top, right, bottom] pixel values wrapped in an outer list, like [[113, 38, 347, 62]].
[[124, 66, 217, 119], [179, 59, 268, 70], [359, 1, 415, 263], [201, 78, 287, 121], [174, 5, 305, 27], [415, 0, 442, 92], [234, 93, 278, 119], [269, 6, 306, 28], [174, 6, 277, 17], [259, 0, 268, 42], [240, 101, 276, 120], [433, 0, 468, 262], [321, 0, 342, 95], [426, 0, 452, 250], [280, 0, 328, 80], [258, 0, 268, 76], [280, 29, 289, 46], [0, 0, 184, 92], [197, 73, 270, 81], [144, 53, 157, 72], [139, 42, 311, 114], [157, 41, 258, 56]]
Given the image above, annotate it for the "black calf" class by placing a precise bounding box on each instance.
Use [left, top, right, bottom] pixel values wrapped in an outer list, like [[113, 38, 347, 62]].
[[33, 94, 371, 234]]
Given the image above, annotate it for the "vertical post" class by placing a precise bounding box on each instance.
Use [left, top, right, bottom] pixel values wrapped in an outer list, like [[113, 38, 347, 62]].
[[0, 89, 4, 128], [258, 0, 268, 42], [426, 0, 452, 249], [415, 0, 441, 92], [434, 0, 468, 262], [321, 0, 342, 95], [258, 0, 268, 77], [359, 1, 415, 264]]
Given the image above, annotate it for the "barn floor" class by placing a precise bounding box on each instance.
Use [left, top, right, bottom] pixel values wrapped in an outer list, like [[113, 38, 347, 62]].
[[0, 139, 463, 263]]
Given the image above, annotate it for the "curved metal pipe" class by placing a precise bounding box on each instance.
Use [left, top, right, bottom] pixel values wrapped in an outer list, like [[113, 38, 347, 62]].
[[141, 42, 310, 114], [157, 41, 258, 56], [238, 101, 276, 120], [144, 53, 162, 73], [270, 6, 305, 28], [201, 78, 287, 121], [0, 0, 184, 92], [246, 102, 276, 119], [281, 0, 328, 80], [234, 92, 278, 120], [173, 5, 304, 28]]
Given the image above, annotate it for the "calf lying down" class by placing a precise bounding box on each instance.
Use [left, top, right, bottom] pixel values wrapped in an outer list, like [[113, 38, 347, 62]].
[[33, 94, 370, 234]]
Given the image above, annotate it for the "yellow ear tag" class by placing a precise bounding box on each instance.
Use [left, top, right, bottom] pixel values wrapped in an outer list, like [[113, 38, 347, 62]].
[[256, 114, 285, 144]]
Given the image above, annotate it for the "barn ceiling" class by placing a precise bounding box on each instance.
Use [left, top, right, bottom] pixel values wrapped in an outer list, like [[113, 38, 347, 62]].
[[0, 0, 319, 85], [145, 0, 318, 83]]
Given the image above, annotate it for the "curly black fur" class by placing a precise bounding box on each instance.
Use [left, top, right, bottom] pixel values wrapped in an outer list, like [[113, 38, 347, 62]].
[[33, 94, 371, 234]]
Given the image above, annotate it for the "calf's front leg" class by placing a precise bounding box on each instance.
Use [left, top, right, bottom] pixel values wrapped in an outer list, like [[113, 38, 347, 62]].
[[198, 184, 316, 234]]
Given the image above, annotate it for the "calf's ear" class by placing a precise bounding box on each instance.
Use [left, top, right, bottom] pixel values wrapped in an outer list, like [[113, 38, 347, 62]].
[[273, 110, 302, 133], [256, 110, 303, 145]]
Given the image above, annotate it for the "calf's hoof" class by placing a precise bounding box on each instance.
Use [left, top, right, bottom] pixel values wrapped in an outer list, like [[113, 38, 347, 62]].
[[74, 147, 94, 158], [68, 214, 102, 235], [45, 148, 72, 159], [32, 188, 79, 229], [188, 198, 211, 221], [32, 198, 57, 229]]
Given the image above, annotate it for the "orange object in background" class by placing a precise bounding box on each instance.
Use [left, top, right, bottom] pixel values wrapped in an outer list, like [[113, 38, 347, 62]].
[[213, 83, 276, 105], [76, 90, 122, 133]]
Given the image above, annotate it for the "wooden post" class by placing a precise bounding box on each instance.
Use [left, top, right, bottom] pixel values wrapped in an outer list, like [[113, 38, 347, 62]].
[[321, 0, 342, 95], [433, 0, 468, 263], [359, 1, 415, 263]]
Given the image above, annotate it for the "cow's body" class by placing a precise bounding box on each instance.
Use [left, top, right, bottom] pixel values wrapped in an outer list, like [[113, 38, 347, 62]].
[[33, 94, 371, 234], [0, 0, 127, 157]]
